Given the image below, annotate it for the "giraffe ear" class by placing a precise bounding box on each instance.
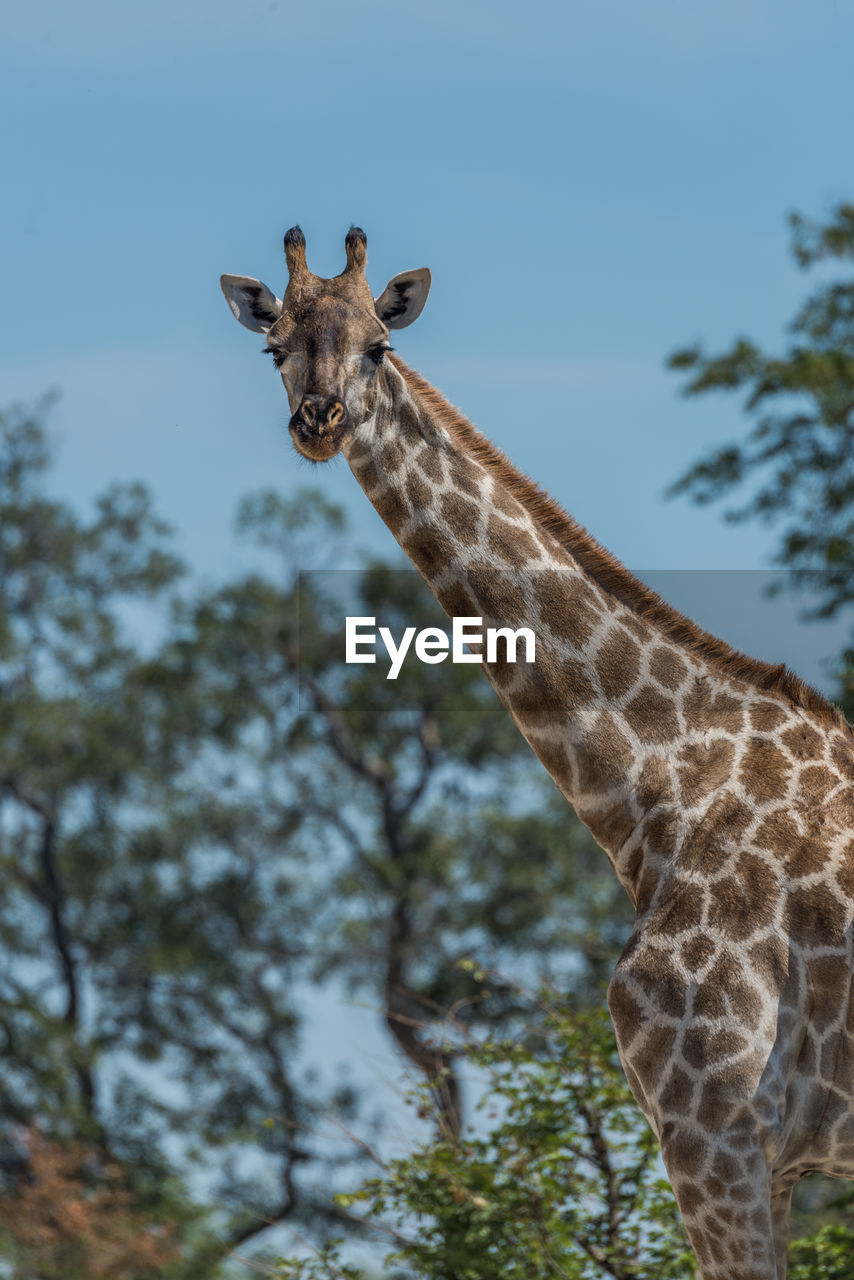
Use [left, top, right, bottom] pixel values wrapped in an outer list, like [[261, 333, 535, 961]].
[[374, 268, 431, 330], [220, 274, 283, 333]]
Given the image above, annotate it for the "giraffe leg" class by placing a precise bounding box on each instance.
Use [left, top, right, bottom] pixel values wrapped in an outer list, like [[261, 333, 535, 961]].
[[770, 1187, 793, 1280], [660, 1128, 781, 1280]]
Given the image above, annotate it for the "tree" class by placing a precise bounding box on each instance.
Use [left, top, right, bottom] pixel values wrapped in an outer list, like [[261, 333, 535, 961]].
[[339, 997, 693, 1280], [0, 401, 629, 1272], [273, 989, 854, 1280], [668, 202, 854, 621], [0, 1126, 180, 1280], [0, 402, 323, 1274]]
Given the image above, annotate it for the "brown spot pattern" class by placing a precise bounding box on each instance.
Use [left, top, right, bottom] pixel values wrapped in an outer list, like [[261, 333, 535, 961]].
[[415, 442, 444, 482], [650, 645, 688, 691], [485, 513, 541, 566], [693, 980, 727, 1020], [507, 655, 566, 729], [677, 738, 736, 807], [575, 711, 634, 792], [657, 882, 705, 935], [745, 935, 788, 989], [530, 570, 601, 649], [809, 956, 847, 1033], [619, 613, 653, 642], [559, 656, 597, 708], [373, 486, 407, 534], [623, 685, 680, 744], [643, 811, 679, 860], [464, 563, 528, 624], [492, 485, 526, 519], [749, 700, 788, 732], [739, 737, 791, 804], [684, 680, 745, 734], [659, 1064, 695, 1111], [582, 804, 638, 853], [681, 933, 717, 972], [707, 854, 779, 941], [607, 979, 643, 1039], [354, 458, 380, 492], [755, 807, 829, 878], [405, 469, 430, 509], [696, 1070, 742, 1130], [830, 734, 854, 781], [781, 722, 825, 760], [595, 628, 641, 699], [440, 492, 480, 545], [378, 440, 404, 473], [823, 789, 854, 832], [683, 1027, 749, 1070], [796, 764, 838, 807], [527, 734, 572, 787], [405, 524, 455, 577], [787, 883, 846, 946], [636, 755, 672, 810], [631, 1023, 678, 1083], [508, 650, 600, 727], [627, 953, 689, 1018], [835, 847, 854, 899], [436, 581, 479, 620], [448, 454, 482, 497]]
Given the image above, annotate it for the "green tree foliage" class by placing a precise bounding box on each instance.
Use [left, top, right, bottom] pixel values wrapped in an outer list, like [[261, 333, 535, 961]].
[[0, 404, 348, 1273], [668, 203, 854, 619], [274, 992, 854, 1280], [340, 999, 693, 1280], [275, 994, 695, 1280], [0, 401, 207, 1270]]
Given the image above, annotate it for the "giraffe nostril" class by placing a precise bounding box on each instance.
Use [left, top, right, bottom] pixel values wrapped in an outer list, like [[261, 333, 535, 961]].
[[328, 402, 344, 428], [302, 401, 316, 426]]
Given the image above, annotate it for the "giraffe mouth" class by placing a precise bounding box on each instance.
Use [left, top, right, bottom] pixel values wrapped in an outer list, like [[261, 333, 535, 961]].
[[289, 417, 352, 462]]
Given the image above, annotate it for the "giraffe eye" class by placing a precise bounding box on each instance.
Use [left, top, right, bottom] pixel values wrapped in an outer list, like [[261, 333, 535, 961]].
[[367, 345, 390, 366], [263, 346, 289, 368]]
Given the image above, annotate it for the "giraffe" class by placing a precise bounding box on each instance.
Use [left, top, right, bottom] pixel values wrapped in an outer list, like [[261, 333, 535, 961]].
[[221, 226, 854, 1280]]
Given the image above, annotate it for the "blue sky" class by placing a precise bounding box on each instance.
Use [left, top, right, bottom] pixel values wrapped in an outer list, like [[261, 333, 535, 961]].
[[4, 0, 853, 594]]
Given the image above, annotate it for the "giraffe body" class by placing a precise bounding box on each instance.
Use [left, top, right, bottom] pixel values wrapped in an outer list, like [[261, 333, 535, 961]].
[[221, 229, 854, 1279]]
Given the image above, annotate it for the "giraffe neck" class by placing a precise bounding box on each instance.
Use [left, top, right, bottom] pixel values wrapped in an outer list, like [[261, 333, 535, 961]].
[[343, 355, 845, 909]]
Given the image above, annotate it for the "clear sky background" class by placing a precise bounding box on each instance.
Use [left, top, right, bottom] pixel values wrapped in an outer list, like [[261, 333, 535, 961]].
[[4, 0, 854, 1237]]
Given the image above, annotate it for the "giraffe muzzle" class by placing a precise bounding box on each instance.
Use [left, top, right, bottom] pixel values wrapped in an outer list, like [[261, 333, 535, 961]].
[[289, 395, 352, 461]]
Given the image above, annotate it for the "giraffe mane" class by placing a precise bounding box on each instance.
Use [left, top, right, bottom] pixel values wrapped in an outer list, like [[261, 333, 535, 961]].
[[390, 355, 851, 734]]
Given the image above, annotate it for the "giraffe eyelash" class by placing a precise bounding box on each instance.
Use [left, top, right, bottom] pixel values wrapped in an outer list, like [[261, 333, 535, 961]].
[[263, 346, 289, 368]]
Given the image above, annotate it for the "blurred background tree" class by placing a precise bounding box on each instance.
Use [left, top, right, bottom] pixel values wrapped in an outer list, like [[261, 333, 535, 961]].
[[667, 204, 854, 701], [0, 400, 627, 1275], [668, 203, 854, 608]]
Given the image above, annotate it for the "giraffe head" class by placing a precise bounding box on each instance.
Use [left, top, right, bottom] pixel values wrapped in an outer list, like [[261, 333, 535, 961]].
[[221, 227, 431, 462]]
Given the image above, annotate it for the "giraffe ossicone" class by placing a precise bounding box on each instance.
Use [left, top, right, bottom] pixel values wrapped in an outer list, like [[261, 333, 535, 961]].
[[222, 227, 854, 1280]]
